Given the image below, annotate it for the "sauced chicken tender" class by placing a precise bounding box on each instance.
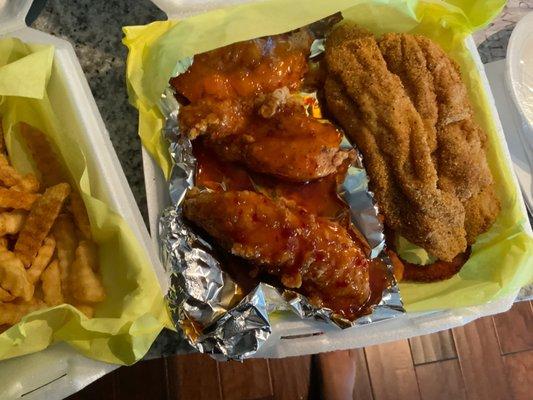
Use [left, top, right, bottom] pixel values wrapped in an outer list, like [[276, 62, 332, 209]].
[[183, 190, 370, 319], [171, 30, 314, 102]]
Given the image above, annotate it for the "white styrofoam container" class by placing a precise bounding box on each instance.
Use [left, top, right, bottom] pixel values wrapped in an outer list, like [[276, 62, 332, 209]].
[[0, 1, 168, 398], [143, 1, 531, 358]]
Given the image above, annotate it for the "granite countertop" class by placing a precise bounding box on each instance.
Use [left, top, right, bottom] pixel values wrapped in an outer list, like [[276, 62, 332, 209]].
[[32, 0, 165, 223], [31, 0, 532, 358]]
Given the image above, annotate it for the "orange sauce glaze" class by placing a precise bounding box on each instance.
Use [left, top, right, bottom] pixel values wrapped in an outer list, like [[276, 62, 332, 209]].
[[171, 36, 311, 102], [193, 139, 385, 319]]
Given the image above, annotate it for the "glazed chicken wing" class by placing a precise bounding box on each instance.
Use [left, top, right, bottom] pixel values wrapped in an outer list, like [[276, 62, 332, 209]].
[[171, 30, 313, 102], [208, 106, 354, 182], [183, 190, 370, 319]]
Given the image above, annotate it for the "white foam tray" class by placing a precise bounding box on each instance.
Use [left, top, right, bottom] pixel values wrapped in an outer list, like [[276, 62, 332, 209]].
[[0, 1, 168, 399], [142, 1, 529, 359]]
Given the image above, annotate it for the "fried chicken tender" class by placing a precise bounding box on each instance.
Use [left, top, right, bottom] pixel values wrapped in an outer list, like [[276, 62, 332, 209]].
[[171, 30, 313, 102], [209, 106, 354, 182], [379, 33, 499, 242], [183, 190, 370, 319], [324, 25, 466, 261]]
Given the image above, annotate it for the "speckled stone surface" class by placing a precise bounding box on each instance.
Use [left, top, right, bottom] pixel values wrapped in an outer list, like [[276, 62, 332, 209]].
[[32, 0, 165, 223]]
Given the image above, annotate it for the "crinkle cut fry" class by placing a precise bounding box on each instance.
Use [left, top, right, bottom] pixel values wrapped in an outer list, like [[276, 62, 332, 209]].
[[51, 214, 78, 299], [0, 249, 34, 301], [15, 183, 70, 267], [27, 236, 56, 284], [19, 123, 66, 187], [324, 25, 466, 261], [41, 259, 64, 306], [0, 299, 45, 326], [20, 124, 93, 238], [0, 187, 40, 210]]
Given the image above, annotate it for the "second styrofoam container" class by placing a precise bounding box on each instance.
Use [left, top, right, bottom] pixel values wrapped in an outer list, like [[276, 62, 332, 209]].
[[0, 1, 168, 398]]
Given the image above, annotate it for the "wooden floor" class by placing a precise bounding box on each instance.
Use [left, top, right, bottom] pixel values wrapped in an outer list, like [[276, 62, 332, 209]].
[[69, 301, 533, 400]]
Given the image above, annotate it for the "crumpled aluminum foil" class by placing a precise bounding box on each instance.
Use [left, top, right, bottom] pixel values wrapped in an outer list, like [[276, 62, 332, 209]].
[[158, 24, 405, 360]]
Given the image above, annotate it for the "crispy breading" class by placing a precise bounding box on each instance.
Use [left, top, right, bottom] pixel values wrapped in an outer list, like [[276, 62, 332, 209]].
[[183, 190, 370, 319], [463, 185, 500, 244], [14, 183, 70, 267], [324, 25, 466, 261], [379, 33, 499, 244], [378, 33, 439, 152]]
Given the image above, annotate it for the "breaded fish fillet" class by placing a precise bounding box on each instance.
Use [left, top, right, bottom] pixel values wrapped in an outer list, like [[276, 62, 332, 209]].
[[324, 25, 466, 261], [379, 33, 499, 242]]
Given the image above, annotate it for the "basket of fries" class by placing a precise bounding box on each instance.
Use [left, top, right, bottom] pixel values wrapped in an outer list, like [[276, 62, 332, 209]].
[[0, 5, 170, 367]]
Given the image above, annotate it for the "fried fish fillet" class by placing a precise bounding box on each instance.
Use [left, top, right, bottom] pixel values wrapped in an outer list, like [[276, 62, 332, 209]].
[[324, 25, 466, 261], [379, 33, 499, 242], [183, 190, 370, 319]]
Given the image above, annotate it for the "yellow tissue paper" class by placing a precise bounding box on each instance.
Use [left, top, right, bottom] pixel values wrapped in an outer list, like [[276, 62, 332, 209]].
[[0, 37, 171, 364], [123, 0, 533, 313]]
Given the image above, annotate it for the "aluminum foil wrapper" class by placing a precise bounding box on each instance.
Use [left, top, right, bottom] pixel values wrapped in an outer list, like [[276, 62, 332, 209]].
[[158, 26, 405, 360]]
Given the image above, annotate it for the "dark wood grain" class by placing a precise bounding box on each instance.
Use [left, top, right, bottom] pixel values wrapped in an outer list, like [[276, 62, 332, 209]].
[[314, 350, 361, 400], [453, 316, 511, 400], [68, 369, 116, 400], [409, 330, 457, 365], [350, 349, 374, 400], [365, 340, 421, 400], [269, 356, 311, 400], [166, 353, 221, 400], [114, 359, 167, 400], [415, 359, 466, 400], [493, 301, 533, 355], [503, 350, 533, 400], [218, 359, 273, 400]]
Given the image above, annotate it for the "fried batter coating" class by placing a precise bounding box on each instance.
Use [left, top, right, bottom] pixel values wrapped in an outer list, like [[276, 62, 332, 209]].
[[209, 106, 354, 182], [378, 33, 438, 153], [183, 190, 370, 319], [380, 33, 499, 243], [463, 185, 500, 244], [324, 25, 466, 261]]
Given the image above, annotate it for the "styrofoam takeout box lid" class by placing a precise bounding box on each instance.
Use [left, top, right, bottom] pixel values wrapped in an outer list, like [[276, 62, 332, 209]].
[[141, 1, 529, 358], [0, 1, 168, 398]]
